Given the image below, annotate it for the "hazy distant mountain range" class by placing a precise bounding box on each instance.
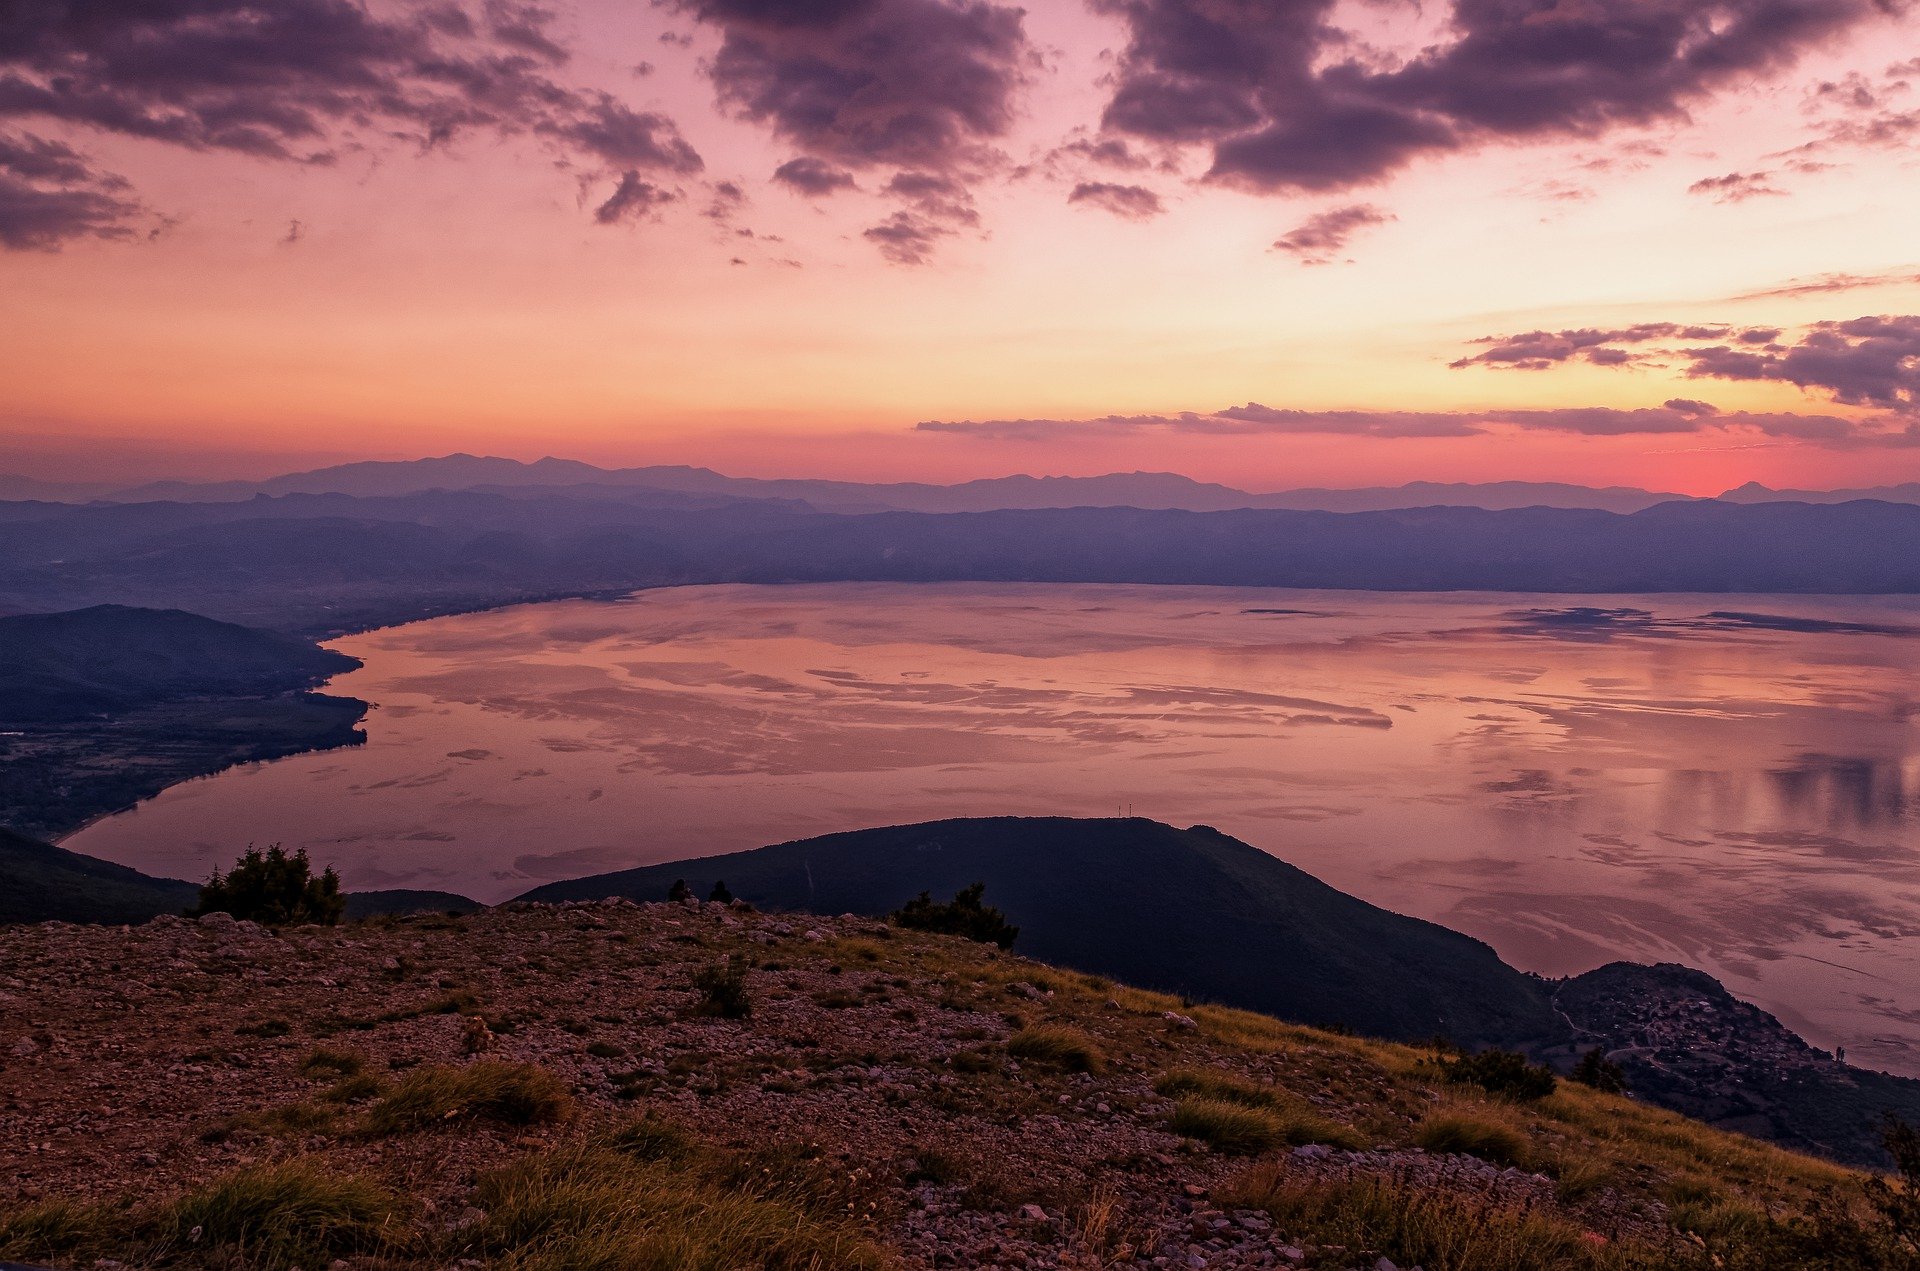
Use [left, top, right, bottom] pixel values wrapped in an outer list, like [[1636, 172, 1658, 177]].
[[12, 453, 1914, 513], [12, 491, 1920, 636], [15, 452, 1920, 516]]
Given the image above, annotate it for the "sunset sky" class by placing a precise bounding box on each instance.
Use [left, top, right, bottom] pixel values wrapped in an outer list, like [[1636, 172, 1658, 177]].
[[4, 0, 1919, 493]]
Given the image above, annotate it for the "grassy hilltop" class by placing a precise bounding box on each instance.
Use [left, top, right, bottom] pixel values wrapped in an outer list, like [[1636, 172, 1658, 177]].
[[2, 900, 1915, 1271]]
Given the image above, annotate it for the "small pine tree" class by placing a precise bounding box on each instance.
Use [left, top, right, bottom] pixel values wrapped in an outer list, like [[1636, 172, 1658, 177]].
[[192, 844, 343, 926], [889, 882, 1018, 949], [708, 879, 734, 904], [1571, 1047, 1627, 1094], [667, 879, 691, 902]]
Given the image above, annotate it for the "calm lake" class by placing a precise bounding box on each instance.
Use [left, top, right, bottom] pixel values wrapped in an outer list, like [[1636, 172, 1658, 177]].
[[64, 583, 1920, 1073]]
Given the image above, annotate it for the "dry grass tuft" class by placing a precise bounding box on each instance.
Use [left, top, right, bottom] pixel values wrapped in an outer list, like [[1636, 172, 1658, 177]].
[[366, 1061, 572, 1134], [1007, 1025, 1104, 1073]]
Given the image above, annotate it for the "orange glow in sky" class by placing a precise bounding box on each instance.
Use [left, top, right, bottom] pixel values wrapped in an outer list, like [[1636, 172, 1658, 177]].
[[3, 0, 1919, 494]]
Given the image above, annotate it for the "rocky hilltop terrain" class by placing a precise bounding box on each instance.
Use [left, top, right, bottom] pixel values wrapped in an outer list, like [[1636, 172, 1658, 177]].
[[1, 900, 1911, 1271]]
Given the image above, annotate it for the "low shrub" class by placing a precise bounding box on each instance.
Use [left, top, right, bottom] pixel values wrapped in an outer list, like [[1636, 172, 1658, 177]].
[[890, 882, 1019, 949], [1436, 1049, 1558, 1101], [1007, 1025, 1103, 1073], [1571, 1048, 1628, 1095], [366, 1061, 572, 1134], [691, 956, 752, 1019]]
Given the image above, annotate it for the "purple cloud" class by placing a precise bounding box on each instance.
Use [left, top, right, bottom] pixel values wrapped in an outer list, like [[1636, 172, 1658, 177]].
[[1271, 204, 1393, 264], [1685, 316, 1920, 413], [772, 156, 858, 195], [0, 0, 703, 247], [916, 401, 1876, 442], [1459, 314, 1920, 416], [1688, 171, 1785, 203], [1451, 323, 1760, 371], [674, 0, 1030, 262], [1066, 181, 1165, 219], [674, 0, 1029, 172], [595, 172, 679, 224], [1087, 0, 1896, 194], [0, 130, 145, 249]]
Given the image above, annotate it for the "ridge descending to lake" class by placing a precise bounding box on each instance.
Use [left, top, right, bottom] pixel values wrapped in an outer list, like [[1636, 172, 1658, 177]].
[[525, 816, 1568, 1052]]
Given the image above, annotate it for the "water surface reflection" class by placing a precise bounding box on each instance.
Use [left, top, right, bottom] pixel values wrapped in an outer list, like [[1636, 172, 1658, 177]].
[[62, 584, 1920, 1073]]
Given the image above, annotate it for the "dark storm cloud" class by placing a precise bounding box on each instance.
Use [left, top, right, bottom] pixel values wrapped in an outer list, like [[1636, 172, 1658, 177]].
[[1271, 203, 1393, 263], [1066, 180, 1165, 219], [772, 156, 858, 194], [1087, 0, 1904, 193], [0, 129, 144, 249], [1458, 314, 1920, 415], [0, 0, 703, 247], [915, 402, 1867, 442]]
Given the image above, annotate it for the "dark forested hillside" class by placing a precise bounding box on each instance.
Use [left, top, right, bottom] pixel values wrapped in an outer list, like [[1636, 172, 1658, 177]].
[[0, 605, 358, 724]]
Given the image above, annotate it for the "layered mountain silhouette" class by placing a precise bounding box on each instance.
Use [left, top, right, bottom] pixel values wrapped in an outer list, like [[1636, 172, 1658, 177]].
[[11, 494, 1920, 637], [19, 454, 1692, 513]]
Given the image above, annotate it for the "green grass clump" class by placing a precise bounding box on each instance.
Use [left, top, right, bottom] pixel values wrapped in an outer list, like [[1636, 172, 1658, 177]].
[[298, 1045, 366, 1078], [0, 1200, 96, 1259], [1220, 1163, 1634, 1271], [366, 1061, 572, 1134], [1007, 1025, 1103, 1073], [154, 1161, 400, 1269], [1415, 1110, 1532, 1168], [1155, 1066, 1280, 1107], [610, 1114, 697, 1163], [1169, 1095, 1365, 1155], [1171, 1097, 1291, 1155], [0, 1162, 402, 1271], [462, 1132, 886, 1271]]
